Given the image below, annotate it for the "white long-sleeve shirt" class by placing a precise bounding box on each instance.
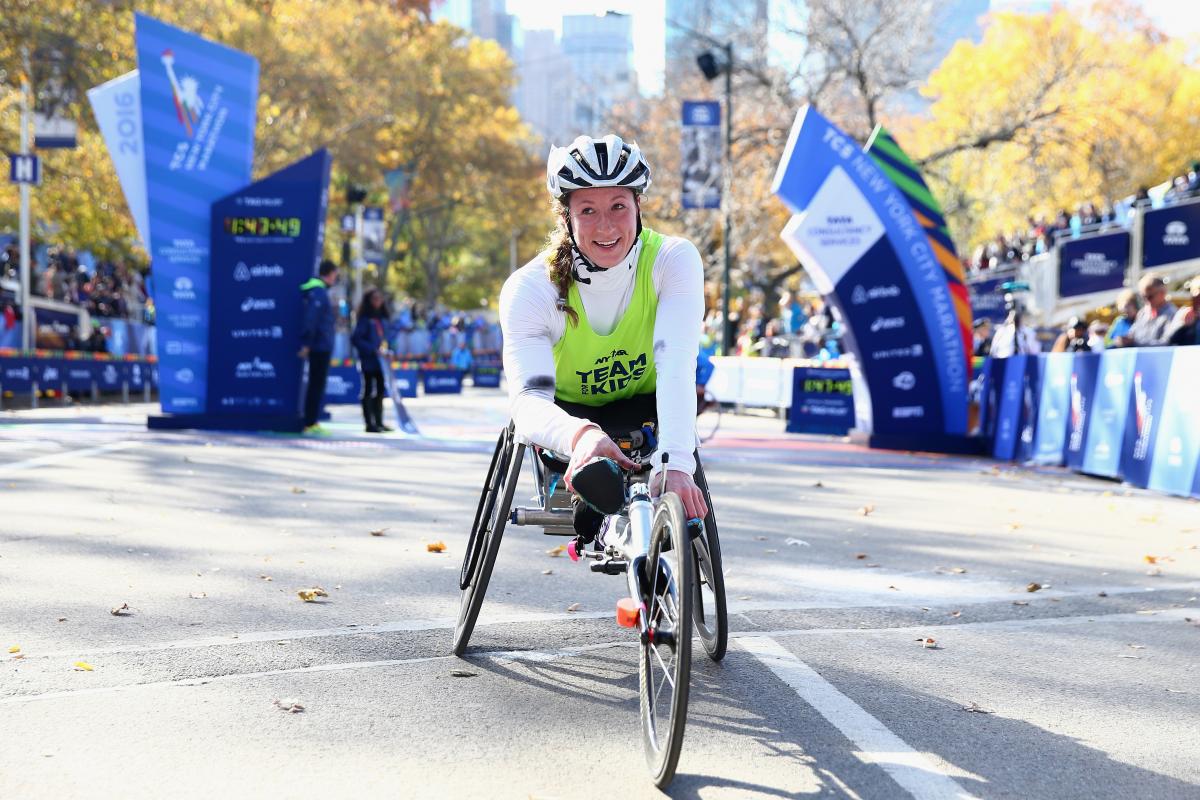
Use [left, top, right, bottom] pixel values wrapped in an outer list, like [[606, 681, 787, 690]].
[[499, 234, 704, 477]]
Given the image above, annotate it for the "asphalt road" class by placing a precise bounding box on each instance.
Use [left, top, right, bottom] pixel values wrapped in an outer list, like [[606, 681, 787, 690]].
[[2, 392, 1198, 799]]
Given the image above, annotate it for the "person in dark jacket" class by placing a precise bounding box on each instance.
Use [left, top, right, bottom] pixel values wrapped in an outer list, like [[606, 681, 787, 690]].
[[298, 260, 339, 433], [351, 287, 392, 433]]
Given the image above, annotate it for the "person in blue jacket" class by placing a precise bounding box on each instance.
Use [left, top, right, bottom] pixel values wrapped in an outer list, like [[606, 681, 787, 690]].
[[298, 260, 339, 433], [352, 287, 393, 433]]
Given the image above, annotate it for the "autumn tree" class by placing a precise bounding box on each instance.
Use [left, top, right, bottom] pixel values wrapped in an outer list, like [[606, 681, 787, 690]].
[[908, 2, 1200, 249]]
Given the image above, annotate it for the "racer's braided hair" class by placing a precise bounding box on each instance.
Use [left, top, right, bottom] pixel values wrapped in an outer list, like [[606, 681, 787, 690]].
[[546, 197, 580, 327]]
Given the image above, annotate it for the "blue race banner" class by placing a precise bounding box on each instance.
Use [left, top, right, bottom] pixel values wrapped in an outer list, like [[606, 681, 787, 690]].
[[786, 366, 855, 435], [393, 367, 418, 398], [1057, 231, 1130, 298], [1031, 352, 1073, 465], [324, 365, 362, 405], [992, 355, 1027, 460], [967, 277, 1010, 323], [1118, 348, 1174, 488], [1148, 347, 1200, 496], [0, 358, 37, 392], [207, 150, 331, 421], [1141, 200, 1200, 268], [1064, 352, 1100, 471], [136, 13, 258, 415], [773, 106, 967, 436], [681, 101, 721, 210], [423, 369, 464, 394], [472, 366, 502, 388], [976, 357, 1003, 442], [87, 71, 151, 252], [1082, 349, 1137, 477]]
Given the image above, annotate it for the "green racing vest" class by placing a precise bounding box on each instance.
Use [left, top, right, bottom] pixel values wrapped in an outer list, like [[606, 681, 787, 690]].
[[553, 228, 664, 406]]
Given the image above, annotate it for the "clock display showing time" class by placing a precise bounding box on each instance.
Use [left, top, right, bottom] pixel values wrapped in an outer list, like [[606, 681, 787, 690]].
[[224, 216, 302, 237]]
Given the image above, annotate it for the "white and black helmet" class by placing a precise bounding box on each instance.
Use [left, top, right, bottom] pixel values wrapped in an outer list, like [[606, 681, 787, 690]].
[[546, 134, 652, 200]]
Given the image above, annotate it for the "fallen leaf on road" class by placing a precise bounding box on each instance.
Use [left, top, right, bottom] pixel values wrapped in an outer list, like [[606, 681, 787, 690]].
[[1118, 654, 1140, 659], [188, 592, 207, 599], [1026, 583, 1042, 593], [260, 574, 273, 582], [57, 618, 66, 622], [110, 603, 132, 616], [1006, 523, 1022, 531], [951, 567, 968, 574], [426, 541, 446, 553], [813, 481, 824, 488], [369, 528, 389, 537], [450, 669, 478, 678], [546, 545, 566, 557], [866, 563, 881, 568], [566, 603, 581, 612], [857, 505, 875, 516], [290, 487, 306, 494], [786, 538, 810, 547], [855, 553, 868, 559], [765, 549, 778, 554], [542, 569, 553, 575], [1128, 644, 1146, 650], [887, 585, 899, 590], [916, 637, 939, 649], [754, 536, 768, 542], [273, 698, 304, 713], [950, 611, 962, 618], [1097, 591, 1108, 597], [738, 595, 752, 600], [297, 587, 329, 603], [1144, 555, 1159, 564], [1013, 600, 1029, 606], [7, 645, 19, 654], [73, 661, 94, 671], [962, 702, 994, 714]]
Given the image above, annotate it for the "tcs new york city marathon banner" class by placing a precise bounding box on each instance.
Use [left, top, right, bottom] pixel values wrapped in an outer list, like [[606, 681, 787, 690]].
[[136, 13, 259, 415], [772, 106, 970, 437]]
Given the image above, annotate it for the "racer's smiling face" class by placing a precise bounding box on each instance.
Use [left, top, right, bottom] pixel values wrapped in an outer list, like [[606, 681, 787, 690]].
[[567, 187, 638, 268]]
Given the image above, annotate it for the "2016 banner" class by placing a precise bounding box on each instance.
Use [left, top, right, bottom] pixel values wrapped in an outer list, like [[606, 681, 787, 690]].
[[136, 13, 259, 415], [772, 106, 969, 437], [87, 71, 151, 252], [1057, 231, 1130, 298], [681, 101, 721, 210]]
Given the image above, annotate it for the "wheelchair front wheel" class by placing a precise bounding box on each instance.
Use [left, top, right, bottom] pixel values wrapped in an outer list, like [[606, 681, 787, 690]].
[[640, 492, 693, 789]]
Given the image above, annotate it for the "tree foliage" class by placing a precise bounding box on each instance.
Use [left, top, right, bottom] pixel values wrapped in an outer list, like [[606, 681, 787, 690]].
[[907, 1, 1200, 249], [0, 0, 542, 306]]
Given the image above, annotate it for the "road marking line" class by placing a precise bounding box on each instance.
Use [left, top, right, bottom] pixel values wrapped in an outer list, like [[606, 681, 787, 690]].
[[11, 599, 1196, 663], [737, 607, 1200, 641], [0, 440, 140, 475], [739, 636, 978, 800]]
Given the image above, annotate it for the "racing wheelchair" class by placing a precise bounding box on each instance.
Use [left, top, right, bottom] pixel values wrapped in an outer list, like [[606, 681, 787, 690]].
[[452, 406, 728, 788]]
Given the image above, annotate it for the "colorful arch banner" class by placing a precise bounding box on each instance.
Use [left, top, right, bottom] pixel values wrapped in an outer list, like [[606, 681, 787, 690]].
[[772, 106, 969, 436], [864, 126, 973, 376]]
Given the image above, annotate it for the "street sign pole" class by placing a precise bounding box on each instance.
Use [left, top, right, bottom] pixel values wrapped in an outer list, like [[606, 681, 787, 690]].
[[19, 47, 33, 351]]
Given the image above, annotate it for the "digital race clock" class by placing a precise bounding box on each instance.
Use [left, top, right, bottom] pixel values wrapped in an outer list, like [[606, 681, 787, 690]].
[[223, 216, 302, 237]]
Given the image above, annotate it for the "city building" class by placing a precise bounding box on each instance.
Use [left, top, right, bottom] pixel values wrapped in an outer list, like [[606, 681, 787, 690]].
[[560, 11, 638, 136], [517, 29, 574, 147]]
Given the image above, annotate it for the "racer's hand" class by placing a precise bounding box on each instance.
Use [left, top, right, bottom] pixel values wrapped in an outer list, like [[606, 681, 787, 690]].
[[565, 425, 636, 491], [654, 468, 709, 520], [297, 346, 310, 359]]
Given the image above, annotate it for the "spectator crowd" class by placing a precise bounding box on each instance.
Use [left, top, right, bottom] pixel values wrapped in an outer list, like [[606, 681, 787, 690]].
[[967, 161, 1200, 272]]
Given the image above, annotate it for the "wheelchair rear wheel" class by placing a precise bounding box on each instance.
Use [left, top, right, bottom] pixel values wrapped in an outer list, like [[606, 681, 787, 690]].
[[691, 459, 728, 661], [453, 424, 524, 656]]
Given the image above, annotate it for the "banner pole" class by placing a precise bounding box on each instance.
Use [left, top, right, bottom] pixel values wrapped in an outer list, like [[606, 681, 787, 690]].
[[19, 46, 33, 352], [720, 40, 733, 355]]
